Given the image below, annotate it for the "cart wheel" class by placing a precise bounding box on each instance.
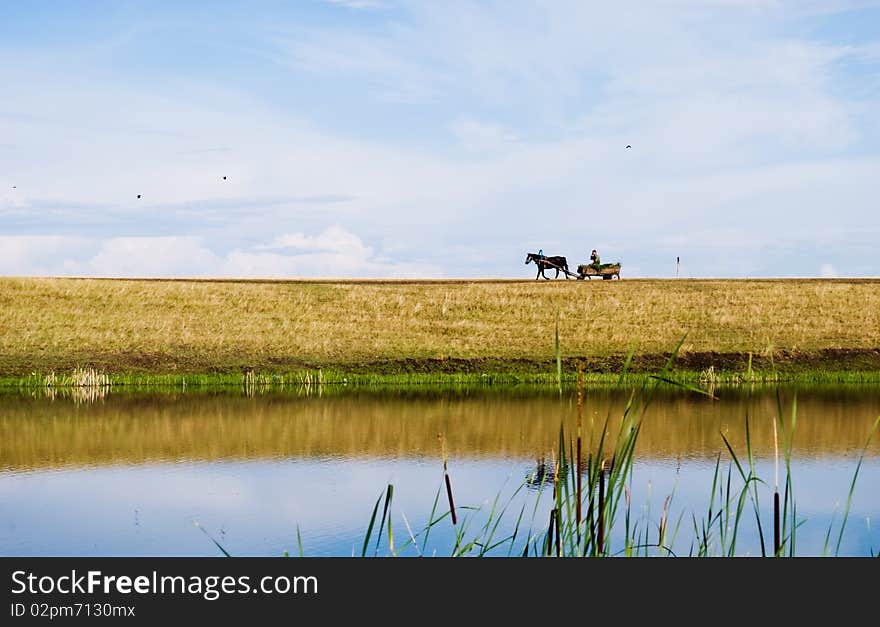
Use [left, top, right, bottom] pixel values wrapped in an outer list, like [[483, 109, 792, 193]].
[[576, 275, 585, 280]]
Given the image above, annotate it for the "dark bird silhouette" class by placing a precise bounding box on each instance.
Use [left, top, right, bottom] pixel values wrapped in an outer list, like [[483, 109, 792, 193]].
[[137, 194, 141, 199], [222, 176, 227, 180], [626, 145, 632, 149], [11, 186, 15, 189]]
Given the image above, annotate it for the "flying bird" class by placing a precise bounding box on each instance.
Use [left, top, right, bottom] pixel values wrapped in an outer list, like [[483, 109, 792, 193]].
[[626, 145, 632, 149], [222, 176, 227, 180], [137, 194, 141, 199]]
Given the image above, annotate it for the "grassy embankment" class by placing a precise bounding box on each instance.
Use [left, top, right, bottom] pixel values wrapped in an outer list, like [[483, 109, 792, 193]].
[[1, 277, 879, 387]]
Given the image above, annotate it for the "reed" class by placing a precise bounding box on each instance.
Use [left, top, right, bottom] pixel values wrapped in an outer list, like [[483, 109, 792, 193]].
[[576, 362, 584, 531], [194, 522, 231, 557], [597, 459, 606, 556], [831, 416, 880, 556], [309, 381, 878, 558], [438, 433, 457, 526], [184, 380, 876, 558], [773, 417, 781, 556]]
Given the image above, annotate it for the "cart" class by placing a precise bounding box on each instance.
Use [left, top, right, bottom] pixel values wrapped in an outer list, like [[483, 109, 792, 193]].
[[576, 263, 621, 280]]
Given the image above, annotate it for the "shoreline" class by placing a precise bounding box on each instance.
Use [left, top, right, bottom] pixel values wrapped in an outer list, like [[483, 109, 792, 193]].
[[3, 362, 880, 391]]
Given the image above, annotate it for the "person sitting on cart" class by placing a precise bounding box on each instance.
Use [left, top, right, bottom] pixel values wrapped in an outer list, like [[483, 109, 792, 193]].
[[589, 249, 601, 270], [538, 248, 545, 260]]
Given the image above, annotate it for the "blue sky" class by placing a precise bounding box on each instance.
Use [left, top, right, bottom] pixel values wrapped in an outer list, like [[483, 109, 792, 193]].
[[1, 0, 879, 278]]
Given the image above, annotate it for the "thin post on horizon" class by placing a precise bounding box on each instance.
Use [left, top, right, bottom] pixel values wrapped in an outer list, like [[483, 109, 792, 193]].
[[676, 256, 680, 278]]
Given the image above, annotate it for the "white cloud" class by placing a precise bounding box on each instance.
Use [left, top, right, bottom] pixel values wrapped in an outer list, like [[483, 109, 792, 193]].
[[0, 236, 92, 276], [820, 263, 839, 278], [84, 237, 221, 278], [259, 225, 371, 256], [0, 228, 441, 279], [324, 0, 387, 9]]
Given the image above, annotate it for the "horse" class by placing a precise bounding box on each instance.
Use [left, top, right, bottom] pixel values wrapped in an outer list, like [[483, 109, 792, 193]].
[[525, 253, 570, 280]]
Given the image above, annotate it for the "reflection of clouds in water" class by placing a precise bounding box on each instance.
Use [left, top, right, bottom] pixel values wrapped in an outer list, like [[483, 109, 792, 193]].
[[1, 457, 877, 557], [0, 458, 523, 556]]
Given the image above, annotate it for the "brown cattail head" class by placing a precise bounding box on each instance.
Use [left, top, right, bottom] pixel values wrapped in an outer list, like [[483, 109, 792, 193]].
[[774, 490, 781, 556], [445, 472, 457, 526], [555, 508, 562, 557]]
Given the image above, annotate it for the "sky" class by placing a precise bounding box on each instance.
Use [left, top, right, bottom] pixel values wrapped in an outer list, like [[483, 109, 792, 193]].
[[1, 0, 879, 278]]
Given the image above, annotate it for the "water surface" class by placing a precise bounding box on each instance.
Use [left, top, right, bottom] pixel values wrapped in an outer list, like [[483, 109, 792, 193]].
[[1, 384, 878, 556]]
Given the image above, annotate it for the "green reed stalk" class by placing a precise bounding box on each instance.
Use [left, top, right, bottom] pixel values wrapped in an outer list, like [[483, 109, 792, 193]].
[[195, 522, 231, 557], [555, 508, 562, 557], [835, 416, 880, 556], [371, 484, 395, 556], [361, 490, 383, 557], [659, 495, 671, 552], [745, 416, 767, 556], [420, 483, 444, 555]]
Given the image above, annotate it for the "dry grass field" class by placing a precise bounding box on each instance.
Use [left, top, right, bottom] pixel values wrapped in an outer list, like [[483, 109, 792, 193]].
[[1, 277, 879, 376]]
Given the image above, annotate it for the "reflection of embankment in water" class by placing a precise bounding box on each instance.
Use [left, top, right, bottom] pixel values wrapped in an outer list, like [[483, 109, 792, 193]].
[[1, 386, 879, 471]]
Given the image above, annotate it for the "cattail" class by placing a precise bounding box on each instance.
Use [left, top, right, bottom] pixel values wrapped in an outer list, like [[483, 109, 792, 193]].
[[555, 508, 562, 557], [773, 419, 781, 556], [576, 362, 584, 530], [439, 433, 457, 525], [597, 458, 607, 556]]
